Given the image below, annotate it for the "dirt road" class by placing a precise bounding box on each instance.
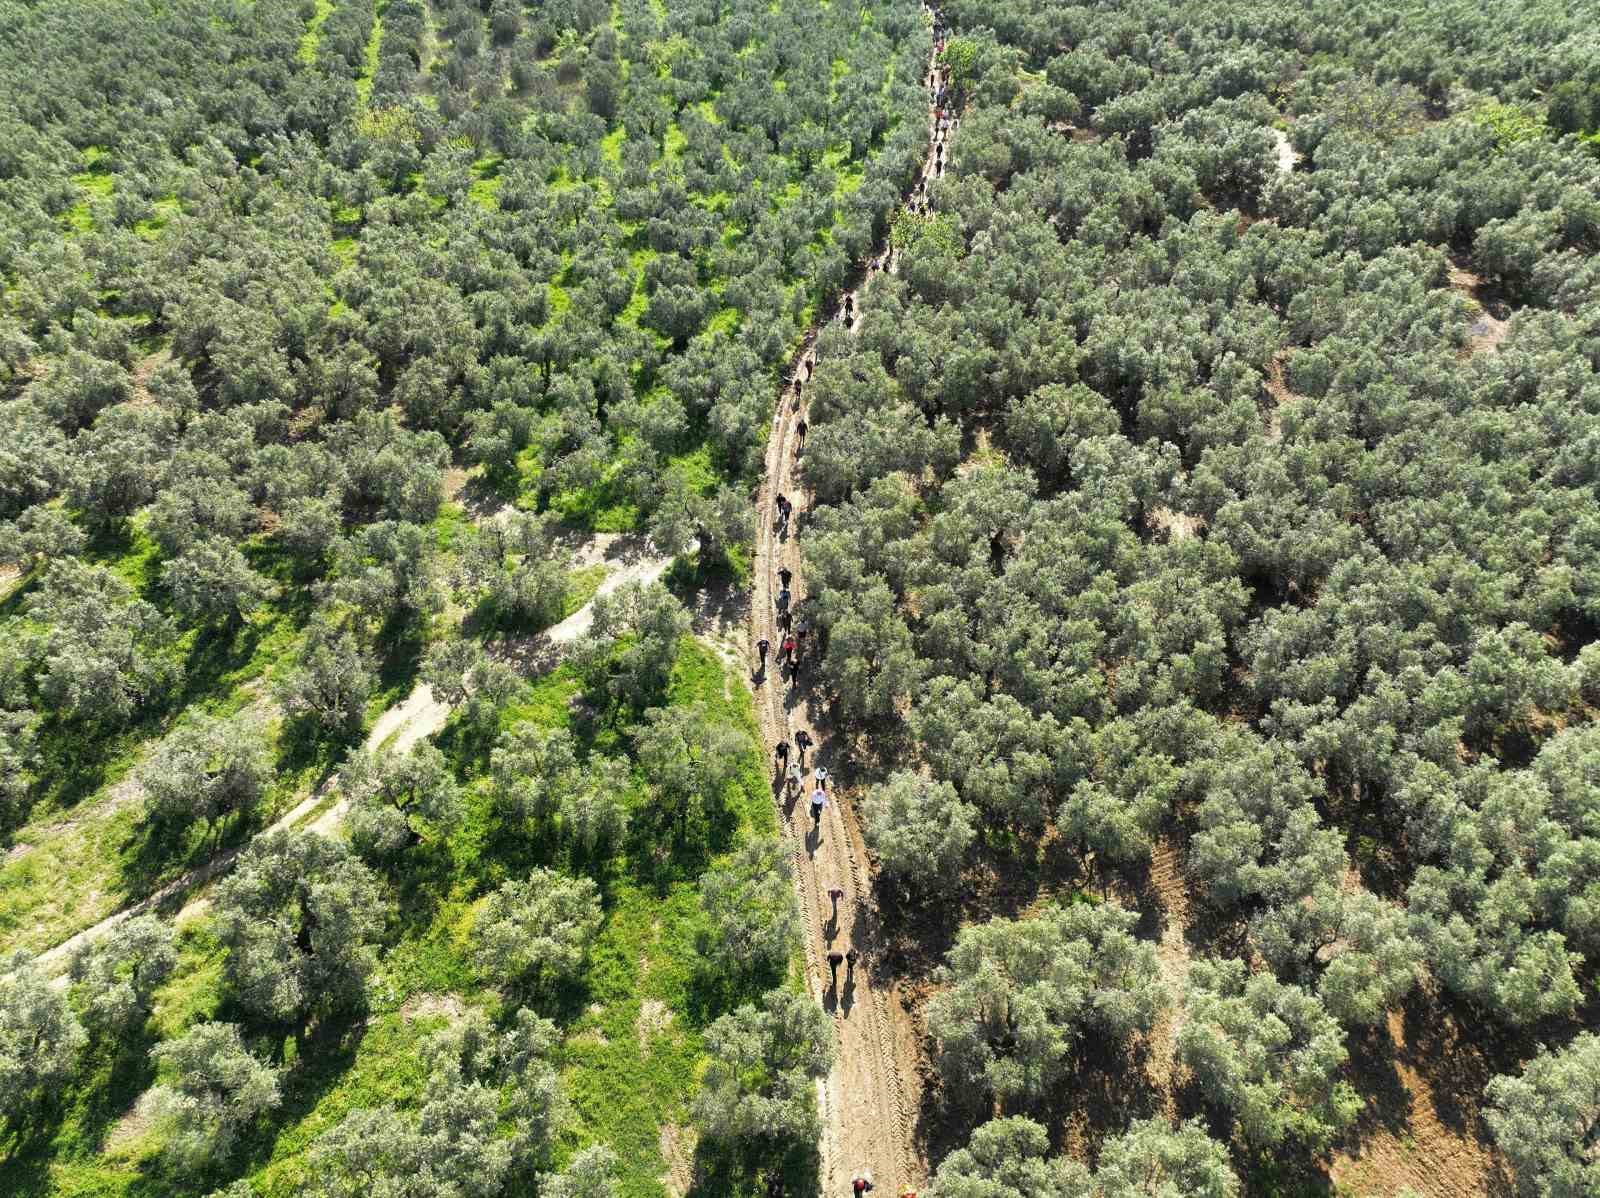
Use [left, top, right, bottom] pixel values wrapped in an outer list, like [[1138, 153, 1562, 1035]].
[[744, 13, 957, 1191]]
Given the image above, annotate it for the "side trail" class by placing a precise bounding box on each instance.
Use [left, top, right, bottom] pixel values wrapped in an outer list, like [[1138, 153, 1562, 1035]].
[[38, 539, 678, 978], [747, 9, 958, 1194]]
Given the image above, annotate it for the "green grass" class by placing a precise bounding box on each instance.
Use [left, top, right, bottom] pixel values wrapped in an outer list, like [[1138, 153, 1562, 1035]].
[[298, 0, 336, 63], [9, 636, 779, 1198], [469, 156, 503, 210], [564, 564, 609, 618], [134, 197, 180, 240], [63, 161, 114, 233], [356, 12, 383, 106]]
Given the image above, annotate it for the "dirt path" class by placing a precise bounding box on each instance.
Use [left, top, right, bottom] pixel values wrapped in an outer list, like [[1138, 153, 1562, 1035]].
[[38, 540, 674, 978], [1141, 838, 1193, 1114], [742, 12, 955, 1192]]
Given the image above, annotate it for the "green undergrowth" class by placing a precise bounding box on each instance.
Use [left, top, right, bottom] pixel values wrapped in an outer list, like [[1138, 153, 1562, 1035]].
[[6, 637, 782, 1198]]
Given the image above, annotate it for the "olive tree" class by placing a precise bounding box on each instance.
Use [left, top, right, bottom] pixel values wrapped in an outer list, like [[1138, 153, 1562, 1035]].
[[692, 987, 833, 1150], [576, 580, 690, 707], [0, 950, 86, 1130], [927, 902, 1165, 1104], [631, 701, 748, 834], [277, 621, 376, 733], [25, 559, 179, 725], [68, 914, 177, 1037], [1093, 1118, 1240, 1198], [342, 742, 464, 863], [473, 868, 602, 990], [163, 536, 272, 630], [1176, 958, 1360, 1151], [148, 1022, 280, 1173], [541, 1145, 620, 1198], [212, 831, 386, 1025], [861, 772, 976, 897], [931, 1117, 1087, 1198], [491, 724, 629, 852], [309, 1005, 567, 1197], [1484, 1032, 1600, 1198], [138, 714, 270, 846], [698, 837, 798, 977]]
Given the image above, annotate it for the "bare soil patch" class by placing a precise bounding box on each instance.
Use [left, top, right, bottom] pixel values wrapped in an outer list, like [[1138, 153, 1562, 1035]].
[[1448, 263, 1514, 357], [399, 991, 466, 1022], [635, 997, 674, 1051], [659, 1122, 698, 1197], [1331, 996, 1511, 1198]]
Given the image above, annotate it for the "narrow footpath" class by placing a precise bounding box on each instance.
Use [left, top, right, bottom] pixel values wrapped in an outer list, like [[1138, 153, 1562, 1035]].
[[748, 9, 959, 1193]]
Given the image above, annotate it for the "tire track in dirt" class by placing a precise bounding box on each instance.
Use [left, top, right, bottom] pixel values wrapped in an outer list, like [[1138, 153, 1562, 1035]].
[[744, 9, 955, 1190]]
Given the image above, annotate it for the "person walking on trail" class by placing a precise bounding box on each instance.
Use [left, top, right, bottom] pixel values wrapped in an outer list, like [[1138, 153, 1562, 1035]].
[[780, 634, 797, 664], [810, 785, 827, 828], [786, 761, 803, 797], [778, 565, 793, 590], [852, 1176, 874, 1195], [796, 729, 813, 761], [827, 949, 845, 988], [776, 587, 791, 614], [846, 947, 859, 979], [775, 739, 789, 769], [756, 637, 770, 671], [796, 417, 808, 449], [827, 885, 844, 916], [778, 609, 793, 632]]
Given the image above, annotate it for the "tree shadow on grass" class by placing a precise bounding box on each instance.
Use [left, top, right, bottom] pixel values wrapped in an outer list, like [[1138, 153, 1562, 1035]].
[[682, 956, 785, 1031], [689, 1133, 820, 1198], [117, 808, 252, 903], [619, 795, 737, 899]]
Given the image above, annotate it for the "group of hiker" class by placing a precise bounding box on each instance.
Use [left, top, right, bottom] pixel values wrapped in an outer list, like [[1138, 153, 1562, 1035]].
[[754, 14, 954, 1197]]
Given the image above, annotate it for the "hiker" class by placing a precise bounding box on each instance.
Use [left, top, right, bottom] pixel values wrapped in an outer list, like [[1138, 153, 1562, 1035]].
[[756, 637, 770, 669], [804, 357, 813, 381], [775, 739, 789, 768], [778, 608, 793, 632], [780, 634, 797, 663], [828, 885, 844, 915], [796, 729, 813, 761], [776, 587, 791, 614], [786, 760, 803, 795], [846, 947, 859, 978], [810, 785, 827, 827], [778, 566, 793, 590], [852, 1176, 874, 1195], [796, 417, 808, 447], [813, 764, 829, 788], [827, 949, 845, 988]]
